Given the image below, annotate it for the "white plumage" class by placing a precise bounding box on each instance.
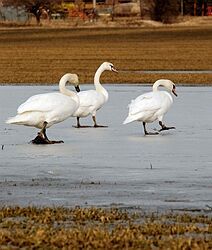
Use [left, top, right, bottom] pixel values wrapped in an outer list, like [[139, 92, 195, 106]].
[[73, 62, 118, 127], [74, 90, 106, 118], [6, 73, 80, 143], [123, 79, 177, 135]]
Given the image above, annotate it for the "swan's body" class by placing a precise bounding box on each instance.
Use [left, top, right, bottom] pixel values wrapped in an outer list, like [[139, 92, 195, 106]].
[[6, 74, 80, 144], [74, 90, 107, 118], [73, 62, 118, 127], [123, 79, 177, 135]]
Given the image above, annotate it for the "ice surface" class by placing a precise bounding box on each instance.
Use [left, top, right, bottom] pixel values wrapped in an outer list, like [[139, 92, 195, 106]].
[[0, 85, 211, 211]]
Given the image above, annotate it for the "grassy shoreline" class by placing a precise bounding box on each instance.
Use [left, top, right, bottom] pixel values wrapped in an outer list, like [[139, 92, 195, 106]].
[[0, 206, 211, 249], [0, 26, 211, 85]]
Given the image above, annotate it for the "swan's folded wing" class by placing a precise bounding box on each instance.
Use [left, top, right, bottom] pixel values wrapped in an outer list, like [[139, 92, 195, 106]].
[[128, 93, 161, 115], [78, 90, 100, 107], [17, 93, 64, 114]]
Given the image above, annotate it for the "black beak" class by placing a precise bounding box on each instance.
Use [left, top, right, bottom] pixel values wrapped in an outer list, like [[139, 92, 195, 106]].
[[75, 85, 80, 92], [172, 89, 177, 97]]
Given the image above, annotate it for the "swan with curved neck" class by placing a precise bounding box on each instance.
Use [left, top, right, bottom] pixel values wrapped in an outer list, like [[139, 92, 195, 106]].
[[94, 63, 110, 100], [73, 62, 118, 128], [6, 73, 80, 144], [123, 79, 177, 135], [59, 73, 80, 103]]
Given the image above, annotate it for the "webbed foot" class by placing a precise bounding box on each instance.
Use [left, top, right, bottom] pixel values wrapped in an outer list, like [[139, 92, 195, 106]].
[[94, 125, 108, 128], [145, 131, 159, 135], [158, 126, 175, 132], [73, 125, 93, 128], [31, 132, 64, 144]]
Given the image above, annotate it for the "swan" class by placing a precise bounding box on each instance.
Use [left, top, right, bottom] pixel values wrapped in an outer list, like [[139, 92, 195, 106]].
[[123, 79, 177, 135], [6, 73, 80, 144], [73, 62, 118, 128]]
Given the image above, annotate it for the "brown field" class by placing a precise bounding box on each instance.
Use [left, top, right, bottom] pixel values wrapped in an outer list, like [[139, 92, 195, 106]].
[[0, 207, 211, 249], [1, 22, 212, 249], [0, 25, 212, 85]]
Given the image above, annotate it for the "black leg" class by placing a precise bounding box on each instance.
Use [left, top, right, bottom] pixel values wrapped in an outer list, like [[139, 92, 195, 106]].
[[76, 117, 81, 128], [143, 122, 159, 135], [31, 132, 48, 144], [158, 121, 175, 132], [143, 122, 148, 135], [73, 117, 93, 128], [92, 116, 108, 128], [40, 121, 48, 140], [31, 121, 64, 144]]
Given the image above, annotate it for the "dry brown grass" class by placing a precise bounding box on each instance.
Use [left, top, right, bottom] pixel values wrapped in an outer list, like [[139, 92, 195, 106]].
[[0, 26, 212, 85], [0, 206, 211, 249]]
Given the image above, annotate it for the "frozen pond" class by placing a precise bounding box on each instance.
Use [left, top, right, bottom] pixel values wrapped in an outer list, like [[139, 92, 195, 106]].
[[0, 85, 211, 212]]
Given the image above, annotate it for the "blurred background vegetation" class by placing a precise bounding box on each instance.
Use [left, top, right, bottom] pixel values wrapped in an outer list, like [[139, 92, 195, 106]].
[[0, 0, 212, 25]]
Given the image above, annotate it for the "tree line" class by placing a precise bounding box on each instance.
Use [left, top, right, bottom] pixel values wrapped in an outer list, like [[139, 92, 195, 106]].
[[2, 0, 211, 24]]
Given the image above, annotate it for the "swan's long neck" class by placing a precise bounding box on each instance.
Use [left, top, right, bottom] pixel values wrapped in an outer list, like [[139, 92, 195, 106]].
[[152, 80, 162, 92], [59, 76, 79, 104], [94, 66, 108, 101]]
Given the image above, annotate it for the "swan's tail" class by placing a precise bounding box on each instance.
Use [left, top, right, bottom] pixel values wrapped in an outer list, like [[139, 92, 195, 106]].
[[6, 115, 26, 125], [123, 116, 135, 125]]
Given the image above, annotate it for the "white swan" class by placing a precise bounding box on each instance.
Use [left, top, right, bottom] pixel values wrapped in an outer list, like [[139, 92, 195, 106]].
[[123, 79, 177, 135], [73, 62, 118, 128], [6, 73, 80, 144]]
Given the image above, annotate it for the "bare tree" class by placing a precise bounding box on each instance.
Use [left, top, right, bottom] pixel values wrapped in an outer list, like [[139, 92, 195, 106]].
[[2, 0, 62, 24]]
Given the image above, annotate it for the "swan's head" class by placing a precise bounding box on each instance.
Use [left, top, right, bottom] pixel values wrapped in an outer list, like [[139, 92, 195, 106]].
[[70, 74, 80, 92], [153, 79, 177, 97], [101, 62, 118, 73], [165, 80, 177, 97], [61, 73, 80, 92]]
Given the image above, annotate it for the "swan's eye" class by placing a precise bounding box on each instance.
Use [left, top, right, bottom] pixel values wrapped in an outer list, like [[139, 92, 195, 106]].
[[173, 85, 176, 89]]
